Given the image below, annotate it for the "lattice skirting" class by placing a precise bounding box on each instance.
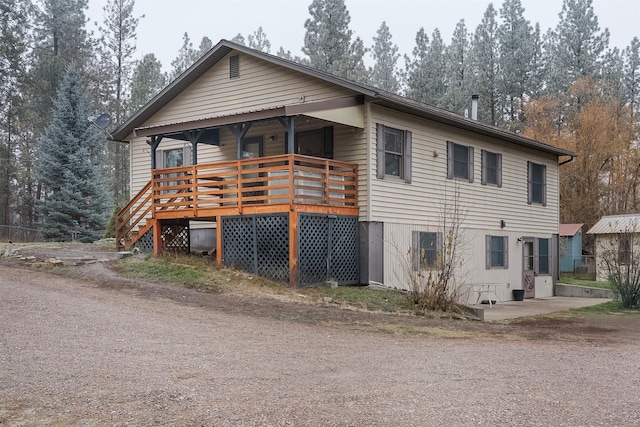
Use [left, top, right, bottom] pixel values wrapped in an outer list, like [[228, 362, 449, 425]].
[[221, 213, 359, 286], [161, 222, 190, 254]]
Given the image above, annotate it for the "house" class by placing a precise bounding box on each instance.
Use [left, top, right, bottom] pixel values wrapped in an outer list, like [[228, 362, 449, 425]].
[[559, 223, 584, 273], [587, 214, 640, 282], [112, 40, 575, 302]]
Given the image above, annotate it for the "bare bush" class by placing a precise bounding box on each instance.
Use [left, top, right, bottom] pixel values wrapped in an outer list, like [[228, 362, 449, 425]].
[[401, 186, 470, 313], [599, 229, 640, 309]]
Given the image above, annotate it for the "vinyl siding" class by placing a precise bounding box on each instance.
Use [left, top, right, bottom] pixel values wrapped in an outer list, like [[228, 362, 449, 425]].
[[144, 52, 358, 128], [383, 222, 555, 300], [369, 104, 559, 235]]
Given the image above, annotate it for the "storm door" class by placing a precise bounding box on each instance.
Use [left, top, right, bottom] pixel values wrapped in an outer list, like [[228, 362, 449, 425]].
[[523, 238, 535, 298], [241, 137, 264, 202]]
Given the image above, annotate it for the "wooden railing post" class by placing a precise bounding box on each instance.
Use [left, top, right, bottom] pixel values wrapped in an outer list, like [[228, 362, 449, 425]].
[[288, 155, 295, 209]]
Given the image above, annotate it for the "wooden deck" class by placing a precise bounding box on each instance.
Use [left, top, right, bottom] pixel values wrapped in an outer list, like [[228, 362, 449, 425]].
[[116, 154, 359, 252]]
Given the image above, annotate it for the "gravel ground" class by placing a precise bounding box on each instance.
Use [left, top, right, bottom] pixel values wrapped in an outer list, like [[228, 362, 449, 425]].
[[1, 245, 640, 426]]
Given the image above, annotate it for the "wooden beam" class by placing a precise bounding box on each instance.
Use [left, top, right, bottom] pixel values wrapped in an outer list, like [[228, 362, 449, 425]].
[[147, 135, 163, 169], [153, 219, 162, 255], [289, 211, 298, 288], [216, 216, 222, 268]]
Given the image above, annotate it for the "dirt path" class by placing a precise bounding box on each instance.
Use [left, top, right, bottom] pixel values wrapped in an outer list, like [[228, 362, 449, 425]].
[[1, 257, 640, 426]]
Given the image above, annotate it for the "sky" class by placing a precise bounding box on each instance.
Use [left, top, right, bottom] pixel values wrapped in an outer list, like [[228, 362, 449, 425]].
[[87, 0, 640, 72]]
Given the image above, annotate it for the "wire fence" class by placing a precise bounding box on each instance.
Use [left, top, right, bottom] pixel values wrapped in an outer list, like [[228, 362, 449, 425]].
[[0, 225, 44, 243]]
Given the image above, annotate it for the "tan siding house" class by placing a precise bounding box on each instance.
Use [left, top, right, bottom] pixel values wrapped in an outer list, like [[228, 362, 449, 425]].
[[113, 40, 574, 298]]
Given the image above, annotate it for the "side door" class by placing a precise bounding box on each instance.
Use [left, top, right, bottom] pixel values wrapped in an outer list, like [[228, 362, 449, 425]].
[[523, 238, 535, 298]]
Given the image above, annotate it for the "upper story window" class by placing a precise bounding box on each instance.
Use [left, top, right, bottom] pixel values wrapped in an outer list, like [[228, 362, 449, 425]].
[[376, 123, 412, 183], [384, 127, 404, 177], [528, 161, 547, 206], [447, 141, 474, 182], [481, 150, 502, 187]]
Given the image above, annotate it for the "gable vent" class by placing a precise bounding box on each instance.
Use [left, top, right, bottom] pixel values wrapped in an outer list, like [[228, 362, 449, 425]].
[[230, 55, 240, 78]]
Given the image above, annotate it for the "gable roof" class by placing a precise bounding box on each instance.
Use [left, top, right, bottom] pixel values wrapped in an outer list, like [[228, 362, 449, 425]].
[[112, 39, 575, 159], [587, 214, 640, 234], [559, 223, 584, 237]]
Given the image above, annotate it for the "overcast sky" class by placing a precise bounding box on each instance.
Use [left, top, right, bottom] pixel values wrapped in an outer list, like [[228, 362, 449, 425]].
[[87, 0, 639, 72]]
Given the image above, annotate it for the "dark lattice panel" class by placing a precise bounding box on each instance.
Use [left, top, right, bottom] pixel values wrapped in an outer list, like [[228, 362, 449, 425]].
[[221, 217, 255, 272], [298, 215, 330, 286], [256, 215, 289, 283], [299, 214, 359, 286], [135, 229, 154, 252], [162, 223, 190, 254], [330, 216, 359, 284]]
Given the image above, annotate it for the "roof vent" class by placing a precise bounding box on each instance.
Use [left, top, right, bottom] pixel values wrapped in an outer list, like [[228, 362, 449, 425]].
[[230, 55, 239, 78]]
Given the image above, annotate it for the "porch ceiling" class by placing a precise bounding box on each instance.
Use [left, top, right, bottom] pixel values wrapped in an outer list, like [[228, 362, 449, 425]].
[[133, 95, 365, 139]]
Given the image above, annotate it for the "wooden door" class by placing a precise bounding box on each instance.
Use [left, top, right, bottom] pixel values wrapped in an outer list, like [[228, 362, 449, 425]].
[[523, 239, 535, 298]]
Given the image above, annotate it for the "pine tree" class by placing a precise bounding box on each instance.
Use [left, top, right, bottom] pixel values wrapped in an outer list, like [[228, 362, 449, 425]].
[[37, 66, 108, 242], [0, 0, 31, 226], [97, 0, 142, 206], [128, 53, 166, 112], [469, 4, 499, 125], [169, 32, 198, 81], [302, 0, 367, 82], [404, 28, 446, 106], [370, 21, 400, 93], [442, 20, 471, 115], [624, 37, 640, 117], [544, 0, 609, 95], [247, 27, 271, 53], [497, 0, 535, 130]]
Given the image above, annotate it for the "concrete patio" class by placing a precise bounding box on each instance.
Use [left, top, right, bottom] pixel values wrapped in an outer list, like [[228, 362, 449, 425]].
[[472, 296, 612, 322]]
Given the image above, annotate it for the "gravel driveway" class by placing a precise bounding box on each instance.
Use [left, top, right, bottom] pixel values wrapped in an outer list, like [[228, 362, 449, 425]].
[[1, 259, 640, 426]]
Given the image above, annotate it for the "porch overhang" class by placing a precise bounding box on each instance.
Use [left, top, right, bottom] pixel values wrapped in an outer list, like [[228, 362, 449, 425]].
[[133, 95, 365, 139]]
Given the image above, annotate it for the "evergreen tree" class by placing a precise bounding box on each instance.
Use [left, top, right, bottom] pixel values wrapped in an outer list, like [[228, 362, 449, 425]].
[[404, 28, 446, 106], [469, 4, 500, 125], [302, 0, 368, 82], [370, 21, 400, 93], [442, 20, 471, 115], [169, 32, 198, 80], [97, 0, 142, 206], [624, 37, 640, 117], [497, 0, 535, 130], [29, 0, 94, 133], [37, 66, 108, 242], [198, 36, 213, 57], [247, 27, 271, 53], [128, 53, 166, 112], [0, 0, 31, 226], [544, 0, 609, 95]]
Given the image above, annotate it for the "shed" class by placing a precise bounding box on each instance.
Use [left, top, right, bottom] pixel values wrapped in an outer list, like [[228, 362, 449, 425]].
[[559, 223, 583, 272], [587, 214, 640, 281]]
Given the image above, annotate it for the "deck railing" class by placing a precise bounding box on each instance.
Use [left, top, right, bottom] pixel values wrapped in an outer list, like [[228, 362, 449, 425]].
[[117, 154, 358, 250], [151, 154, 358, 218]]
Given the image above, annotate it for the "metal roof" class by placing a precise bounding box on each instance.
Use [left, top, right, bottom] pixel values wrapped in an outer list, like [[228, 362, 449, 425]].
[[559, 223, 584, 237], [587, 214, 640, 234], [112, 39, 576, 159]]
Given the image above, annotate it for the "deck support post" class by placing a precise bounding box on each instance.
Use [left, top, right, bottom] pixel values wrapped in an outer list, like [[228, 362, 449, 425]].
[[153, 219, 162, 255], [289, 211, 299, 288], [216, 216, 223, 268]]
